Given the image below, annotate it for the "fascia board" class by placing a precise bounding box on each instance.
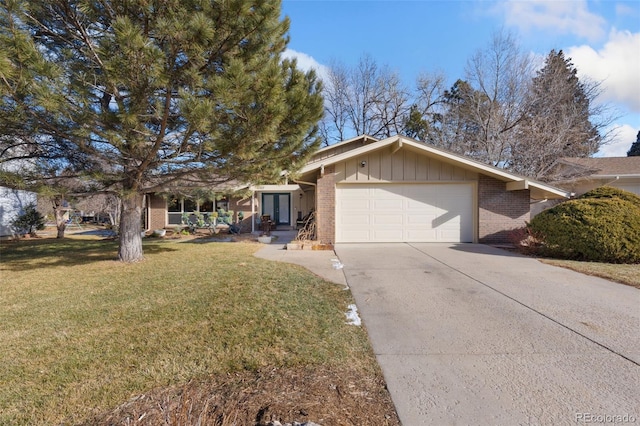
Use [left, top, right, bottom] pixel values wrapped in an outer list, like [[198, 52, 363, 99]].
[[249, 184, 301, 192], [313, 134, 379, 155], [528, 182, 572, 199]]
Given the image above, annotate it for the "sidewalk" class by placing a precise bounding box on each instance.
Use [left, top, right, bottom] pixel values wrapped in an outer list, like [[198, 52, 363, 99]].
[[253, 231, 347, 287]]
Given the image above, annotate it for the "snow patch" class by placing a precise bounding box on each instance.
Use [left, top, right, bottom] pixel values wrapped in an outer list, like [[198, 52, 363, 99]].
[[345, 304, 361, 326]]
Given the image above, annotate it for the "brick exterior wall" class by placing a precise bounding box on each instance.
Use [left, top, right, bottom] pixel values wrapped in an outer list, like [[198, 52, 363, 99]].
[[146, 193, 256, 233], [316, 165, 336, 244], [148, 194, 167, 231], [478, 175, 530, 244]]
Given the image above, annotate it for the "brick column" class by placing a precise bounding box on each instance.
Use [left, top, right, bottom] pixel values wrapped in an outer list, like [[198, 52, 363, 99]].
[[316, 165, 336, 244], [148, 194, 167, 230], [478, 175, 530, 244]]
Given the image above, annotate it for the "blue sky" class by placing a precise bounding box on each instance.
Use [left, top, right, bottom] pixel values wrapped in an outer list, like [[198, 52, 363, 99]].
[[281, 0, 640, 157]]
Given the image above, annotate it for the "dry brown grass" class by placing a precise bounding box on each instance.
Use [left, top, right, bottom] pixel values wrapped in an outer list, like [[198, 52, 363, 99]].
[[539, 258, 640, 289], [0, 235, 399, 425]]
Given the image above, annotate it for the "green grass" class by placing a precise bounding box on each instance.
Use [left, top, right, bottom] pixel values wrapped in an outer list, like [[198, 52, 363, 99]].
[[539, 258, 640, 289], [0, 236, 374, 425]]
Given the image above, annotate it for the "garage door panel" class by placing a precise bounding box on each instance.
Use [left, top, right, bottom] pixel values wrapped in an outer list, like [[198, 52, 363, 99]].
[[372, 199, 402, 210], [406, 214, 434, 225], [372, 214, 403, 225], [406, 197, 435, 209], [373, 185, 402, 196], [341, 213, 371, 225], [340, 198, 371, 210], [341, 228, 372, 241], [337, 183, 474, 243]]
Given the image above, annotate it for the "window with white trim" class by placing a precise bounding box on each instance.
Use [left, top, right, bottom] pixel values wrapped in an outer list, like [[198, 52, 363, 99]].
[[167, 197, 215, 225]]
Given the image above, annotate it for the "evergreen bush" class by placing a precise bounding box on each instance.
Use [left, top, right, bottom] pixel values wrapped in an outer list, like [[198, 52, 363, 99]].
[[579, 186, 640, 208], [11, 204, 46, 236], [529, 194, 640, 263]]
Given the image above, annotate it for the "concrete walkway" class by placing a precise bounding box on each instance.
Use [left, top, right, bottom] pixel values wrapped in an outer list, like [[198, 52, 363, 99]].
[[335, 243, 639, 425], [253, 231, 347, 286]]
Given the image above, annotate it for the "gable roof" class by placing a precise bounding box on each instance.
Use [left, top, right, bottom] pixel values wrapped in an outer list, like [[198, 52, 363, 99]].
[[556, 157, 640, 178], [310, 134, 379, 163], [299, 135, 571, 200]]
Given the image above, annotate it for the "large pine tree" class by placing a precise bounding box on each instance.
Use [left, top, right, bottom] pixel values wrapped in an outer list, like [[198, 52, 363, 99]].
[[628, 131, 640, 157], [512, 50, 601, 179], [0, 0, 323, 262]]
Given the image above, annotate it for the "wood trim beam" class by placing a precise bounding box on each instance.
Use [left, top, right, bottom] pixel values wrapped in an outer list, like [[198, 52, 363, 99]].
[[506, 180, 529, 191]]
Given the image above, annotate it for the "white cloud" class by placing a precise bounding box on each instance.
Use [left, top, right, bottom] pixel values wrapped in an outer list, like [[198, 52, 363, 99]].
[[615, 3, 638, 18], [282, 48, 330, 84], [503, 0, 606, 41], [596, 123, 638, 157], [567, 29, 640, 113]]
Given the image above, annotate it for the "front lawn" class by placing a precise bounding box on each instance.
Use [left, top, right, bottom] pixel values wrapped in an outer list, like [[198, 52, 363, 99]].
[[0, 236, 398, 425], [539, 258, 640, 289]]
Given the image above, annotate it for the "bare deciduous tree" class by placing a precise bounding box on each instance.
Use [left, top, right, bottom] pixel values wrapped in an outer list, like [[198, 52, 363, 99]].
[[460, 30, 534, 166], [321, 61, 351, 145], [401, 71, 448, 143], [322, 55, 410, 144], [75, 193, 121, 228]]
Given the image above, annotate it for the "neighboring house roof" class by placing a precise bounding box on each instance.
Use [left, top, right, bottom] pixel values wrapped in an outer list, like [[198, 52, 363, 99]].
[[144, 173, 250, 194], [299, 135, 571, 200], [555, 157, 640, 179]]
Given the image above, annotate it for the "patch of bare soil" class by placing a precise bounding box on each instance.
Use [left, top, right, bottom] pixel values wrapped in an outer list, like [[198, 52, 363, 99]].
[[84, 366, 400, 426], [159, 229, 262, 243]]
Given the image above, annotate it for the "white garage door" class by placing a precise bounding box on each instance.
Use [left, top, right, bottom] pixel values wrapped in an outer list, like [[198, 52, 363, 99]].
[[336, 183, 474, 243]]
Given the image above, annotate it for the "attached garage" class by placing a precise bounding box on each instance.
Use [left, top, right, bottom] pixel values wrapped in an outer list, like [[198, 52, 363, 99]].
[[336, 183, 475, 243], [297, 135, 571, 245]]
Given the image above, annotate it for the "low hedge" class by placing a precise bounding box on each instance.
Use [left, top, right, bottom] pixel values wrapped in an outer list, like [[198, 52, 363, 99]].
[[528, 191, 640, 263]]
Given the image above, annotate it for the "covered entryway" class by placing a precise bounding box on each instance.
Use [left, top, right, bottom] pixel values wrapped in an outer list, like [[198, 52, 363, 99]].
[[262, 193, 291, 226], [335, 183, 474, 243]]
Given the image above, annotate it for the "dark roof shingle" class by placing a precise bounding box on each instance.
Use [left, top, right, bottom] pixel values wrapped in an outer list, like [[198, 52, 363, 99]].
[[558, 157, 640, 176]]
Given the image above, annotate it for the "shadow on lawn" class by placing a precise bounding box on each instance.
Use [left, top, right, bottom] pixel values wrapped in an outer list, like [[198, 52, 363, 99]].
[[0, 238, 178, 271]]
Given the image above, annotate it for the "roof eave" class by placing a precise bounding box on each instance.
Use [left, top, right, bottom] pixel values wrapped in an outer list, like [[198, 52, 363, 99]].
[[300, 136, 571, 199], [313, 134, 379, 155], [528, 182, 573, 200], [591, 174, 640, 179]]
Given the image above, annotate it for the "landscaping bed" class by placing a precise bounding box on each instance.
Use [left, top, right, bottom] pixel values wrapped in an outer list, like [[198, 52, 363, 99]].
[[87, 365, 398, 425]]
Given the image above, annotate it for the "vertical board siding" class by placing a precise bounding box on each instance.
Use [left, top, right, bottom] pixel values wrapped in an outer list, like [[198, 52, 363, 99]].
[[404, 151, 417, 181], [369, 152, 382, 181], [391, 151, 404, 181], [337, 151, 477, 183]]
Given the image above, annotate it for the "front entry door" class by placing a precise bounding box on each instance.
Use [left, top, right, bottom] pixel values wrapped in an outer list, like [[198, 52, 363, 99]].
[[262, 193, 290, 225]]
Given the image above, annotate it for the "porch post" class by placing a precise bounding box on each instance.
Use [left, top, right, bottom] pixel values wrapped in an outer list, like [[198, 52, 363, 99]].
[[251, 190, 255, 233]]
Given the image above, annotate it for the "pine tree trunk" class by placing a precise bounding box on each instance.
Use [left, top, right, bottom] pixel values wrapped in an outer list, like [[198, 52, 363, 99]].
[[55, 208, 66, 239], [118, 193, 144, 263], [52, 196, 67, 239]]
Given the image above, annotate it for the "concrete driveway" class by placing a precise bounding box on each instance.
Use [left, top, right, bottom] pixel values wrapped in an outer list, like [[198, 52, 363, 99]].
[[335, 243, 639, 425]]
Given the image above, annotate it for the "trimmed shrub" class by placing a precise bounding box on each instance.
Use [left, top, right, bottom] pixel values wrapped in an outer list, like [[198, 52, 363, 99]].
[[508, 226, 545, 255], [528, 197, 640, 263], [579, 186, 640, 208], [11, 204, 46, 236]]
